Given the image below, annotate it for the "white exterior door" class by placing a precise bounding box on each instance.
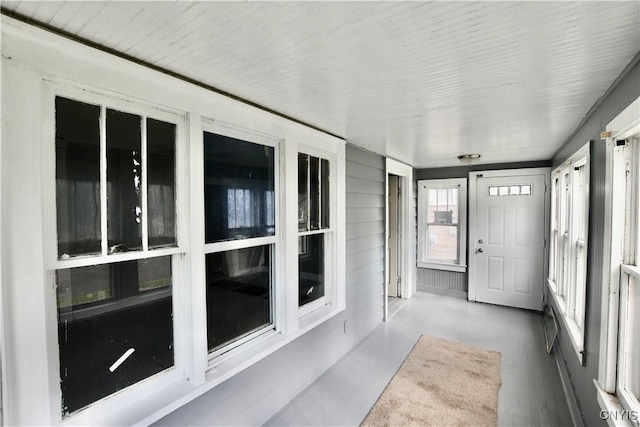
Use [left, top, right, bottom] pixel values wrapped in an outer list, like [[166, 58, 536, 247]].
[[471, 171, 547, 311]]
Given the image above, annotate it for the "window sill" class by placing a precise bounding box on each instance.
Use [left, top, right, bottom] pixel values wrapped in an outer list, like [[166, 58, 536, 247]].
[[547, 280, 584, 365], [417, 261, 466, 273], [595, 380, 637, 427]]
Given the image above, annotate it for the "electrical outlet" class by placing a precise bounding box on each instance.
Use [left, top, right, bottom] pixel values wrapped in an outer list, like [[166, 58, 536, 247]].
[[343, 320, 349, 333]]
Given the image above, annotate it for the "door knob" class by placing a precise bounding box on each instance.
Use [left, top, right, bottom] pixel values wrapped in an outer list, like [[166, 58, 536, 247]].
[[477, 248, 484, 253]]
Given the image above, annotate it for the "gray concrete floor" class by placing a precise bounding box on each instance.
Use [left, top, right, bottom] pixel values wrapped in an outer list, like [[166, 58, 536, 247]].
[[265, 291, 572, 426]]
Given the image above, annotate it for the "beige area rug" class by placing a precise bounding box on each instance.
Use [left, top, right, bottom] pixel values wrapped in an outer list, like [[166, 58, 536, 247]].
[[361, 335, 502, 427]]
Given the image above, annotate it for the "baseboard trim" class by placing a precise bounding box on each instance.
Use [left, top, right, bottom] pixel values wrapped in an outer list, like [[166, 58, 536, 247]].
[[416, 284, 468, 300], [553, 345, 585, 427]]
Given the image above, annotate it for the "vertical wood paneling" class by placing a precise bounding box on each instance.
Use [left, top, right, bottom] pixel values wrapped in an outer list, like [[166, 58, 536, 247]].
[[154, 144, 385, 426], [549, 60, 640, 427]]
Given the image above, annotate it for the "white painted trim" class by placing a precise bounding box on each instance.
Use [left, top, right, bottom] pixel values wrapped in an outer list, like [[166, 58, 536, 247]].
[[417, 177, 467, 273], [417, 262, 467, 273], [596, 380, 636, 427], [599, 97, 640, 394], [385, 158, 414, 322], [468, 167, 550, 305]]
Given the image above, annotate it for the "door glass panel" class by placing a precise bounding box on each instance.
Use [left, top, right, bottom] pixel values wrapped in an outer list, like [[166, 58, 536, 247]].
[[204, 132, 275, 243], [107, 109, 143, 252], [56, 257, 174, 415], [426, 224, 457, 262], [299, 234, 325, 306], [147, 118, 176, 249], [55, 97, 102, 258], [205, 245, 273, 351]]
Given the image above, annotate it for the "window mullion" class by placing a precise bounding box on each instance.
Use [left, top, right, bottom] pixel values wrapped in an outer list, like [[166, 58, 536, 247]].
[[141, 116, 149, 251], [100, 105, 108, 256]]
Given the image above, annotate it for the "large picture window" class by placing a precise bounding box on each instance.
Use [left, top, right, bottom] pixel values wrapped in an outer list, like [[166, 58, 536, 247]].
[[417, 178, 467, 272], [54, 95, 180, 416], [203, 128, 277, 356], [547, 143, 589, 361]]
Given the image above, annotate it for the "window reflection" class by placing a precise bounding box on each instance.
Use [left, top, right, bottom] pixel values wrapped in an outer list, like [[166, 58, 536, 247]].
[[55, 97, 101, 258], [56, 257, 173, 415], [147, 118, 176, 249], [299, 234, 325, 306], [106, 109, 143, 252], [204, 132, 275, 242], [206, 245, 273, 351]]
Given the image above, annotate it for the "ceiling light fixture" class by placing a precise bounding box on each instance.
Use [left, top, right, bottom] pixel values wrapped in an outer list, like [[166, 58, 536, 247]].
[[458, 153, 481, 166]]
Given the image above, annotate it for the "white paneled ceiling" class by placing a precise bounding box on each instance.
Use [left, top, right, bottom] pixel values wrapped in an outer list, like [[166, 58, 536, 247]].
[[2, 1, 639, 168]]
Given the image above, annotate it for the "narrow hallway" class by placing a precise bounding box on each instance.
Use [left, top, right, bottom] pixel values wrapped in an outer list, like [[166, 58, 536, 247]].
[[266, 292, 573, 427]]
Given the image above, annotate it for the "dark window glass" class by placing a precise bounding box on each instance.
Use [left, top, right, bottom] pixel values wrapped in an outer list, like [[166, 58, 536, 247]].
[[309, 156, 320, 230], [321, 159, 330, 229], [206, 245, 272, 351], [56, 257, 173, 415], [299, 234, 324, 306], [298, 154, 309, 232], [147, 118, 176, 249], [107, 109, 142, 252], [204, 132, 275, 243], [55, 97, 101, 258]]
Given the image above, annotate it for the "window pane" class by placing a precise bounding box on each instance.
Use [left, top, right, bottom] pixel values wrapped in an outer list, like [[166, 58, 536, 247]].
[[265, 190, 275, 227], [310, 156, 320, 230], [298, 154, 309, 231], [489, 186, 499, 196], [55, 97, 101, 258], [107, 109, 143, 252], [147, 118, 176, 249], [321, 159, 330, 229], [299, 234, 325, 306], [521, 185, 532, 195], [427, 188, 458, 224], [206, 245, 273, 351], [510, 185, 521, 195], [203, 133, 275, 242], [56, 258, 173, 415], [426, 224, 458, 262]]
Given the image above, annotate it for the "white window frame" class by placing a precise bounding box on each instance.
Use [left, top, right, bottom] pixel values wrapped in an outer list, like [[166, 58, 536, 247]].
[[596, 95, 640, 426], [547, 142, 589, 364], [41, 82, 192, 424], [199, 120, 282, 364], [0, 16, 347, 426], [417, 178, 467, 272], [297, 145, 338, 317]]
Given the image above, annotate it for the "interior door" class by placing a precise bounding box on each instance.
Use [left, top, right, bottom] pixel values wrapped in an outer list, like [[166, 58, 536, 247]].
[[474, 173, 546, 311]]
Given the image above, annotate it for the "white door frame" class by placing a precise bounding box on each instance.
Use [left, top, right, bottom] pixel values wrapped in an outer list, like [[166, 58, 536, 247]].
[[468, 167, 550, 303], [384, 158, 414, 321]]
